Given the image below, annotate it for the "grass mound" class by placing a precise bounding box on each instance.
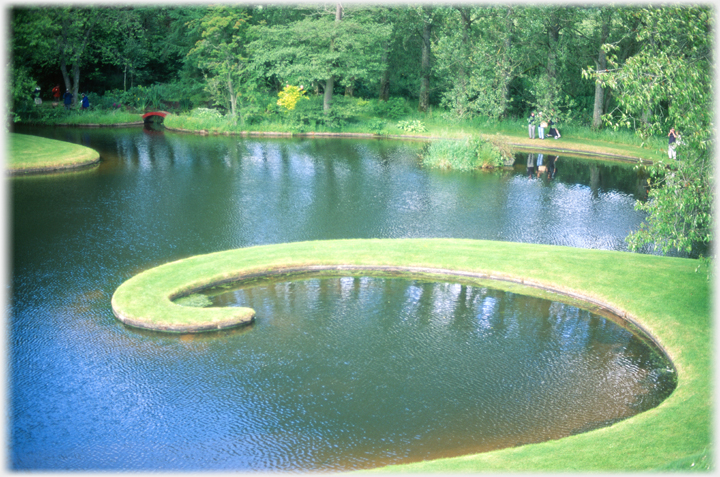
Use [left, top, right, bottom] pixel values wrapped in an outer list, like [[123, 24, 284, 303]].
[[8, 133, 100, 174]]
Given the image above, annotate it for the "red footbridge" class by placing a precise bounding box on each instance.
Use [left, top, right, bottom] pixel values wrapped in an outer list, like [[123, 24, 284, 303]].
[[141, 111, 170, 122]]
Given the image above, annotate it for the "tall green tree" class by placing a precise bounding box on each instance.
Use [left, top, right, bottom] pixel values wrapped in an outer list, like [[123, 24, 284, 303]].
[[186, 6, 251, 117], [434, 6, 530, 119], [374, 7, 424, 103], [100, 7, 151, 91], [12, 6, 103, 106], [247, 6, 391, 112], [593, 6, 713, 256]]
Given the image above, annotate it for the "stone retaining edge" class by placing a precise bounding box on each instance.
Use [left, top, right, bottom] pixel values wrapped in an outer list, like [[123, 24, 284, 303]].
[[119, 262, 675, 367], [243, 264, 672, 359]]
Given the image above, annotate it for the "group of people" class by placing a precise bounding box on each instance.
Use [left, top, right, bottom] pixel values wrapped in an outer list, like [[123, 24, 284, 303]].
[[527, 111, 561, 140], [51, 84, 90, 110], [529, 110, 681, 162]]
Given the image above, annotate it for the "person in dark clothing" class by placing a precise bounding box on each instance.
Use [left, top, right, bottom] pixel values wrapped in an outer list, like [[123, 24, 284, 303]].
[[548, 118, 561, 139], [63, 90, 73, 109], [81, 94, 89, 110]]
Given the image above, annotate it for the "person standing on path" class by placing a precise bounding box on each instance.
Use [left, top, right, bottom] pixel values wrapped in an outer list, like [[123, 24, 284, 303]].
[[538, 112, 546, 139], [528, 112, 536, 139], [63, 89, 73, 110], [668, 127, 677, 159]]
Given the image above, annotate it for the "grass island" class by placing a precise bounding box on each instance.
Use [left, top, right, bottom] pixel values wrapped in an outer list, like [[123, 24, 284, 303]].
[[111, 238, 710, 472], [8, 132, 100, 175]]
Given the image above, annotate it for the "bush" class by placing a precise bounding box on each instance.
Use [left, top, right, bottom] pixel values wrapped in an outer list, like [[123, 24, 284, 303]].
[[191, 107, 223, 119], [277, 85, 308, 111], [367, 118, 386, 133], [372, 97, 410, 119]]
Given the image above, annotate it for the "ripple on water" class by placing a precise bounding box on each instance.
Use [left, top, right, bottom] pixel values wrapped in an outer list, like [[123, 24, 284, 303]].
[[180, 275, 678, 471]]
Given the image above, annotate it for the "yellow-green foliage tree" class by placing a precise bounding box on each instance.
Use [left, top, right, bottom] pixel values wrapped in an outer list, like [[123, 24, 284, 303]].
[[276, 84, 307, 111]]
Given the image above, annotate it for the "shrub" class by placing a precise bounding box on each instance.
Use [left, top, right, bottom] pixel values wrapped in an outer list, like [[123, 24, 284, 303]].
[[372, 97, 410, 119], [397, 119, 427, 134], [277, 85, 308, 111], [367, 118, 386, 134], [191, 107, 223, 119]]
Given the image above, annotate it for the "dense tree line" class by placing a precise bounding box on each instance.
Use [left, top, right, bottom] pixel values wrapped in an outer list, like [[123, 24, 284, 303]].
[[10, 4, 646, 122], [8, 3, 713, 257]]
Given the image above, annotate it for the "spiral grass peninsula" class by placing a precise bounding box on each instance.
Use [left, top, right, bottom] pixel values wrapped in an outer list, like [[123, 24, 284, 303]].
[[111, 238, 710, 472]]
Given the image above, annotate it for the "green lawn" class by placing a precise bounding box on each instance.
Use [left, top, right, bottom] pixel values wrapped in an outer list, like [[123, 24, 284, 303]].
[[488, 132, 659, 163], [8, 132, 100, 174], [112, 238, 711, 472]]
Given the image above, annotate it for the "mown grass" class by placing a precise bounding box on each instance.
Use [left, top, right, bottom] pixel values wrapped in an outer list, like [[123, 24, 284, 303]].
[[53, 109, 143, 125], [22, 105, 143, 125], [7, 132, 100, 174], [111, 238, 711, 472]]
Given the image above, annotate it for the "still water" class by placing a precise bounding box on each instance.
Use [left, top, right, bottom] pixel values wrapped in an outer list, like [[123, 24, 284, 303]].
[[10, 125, 672, 471]]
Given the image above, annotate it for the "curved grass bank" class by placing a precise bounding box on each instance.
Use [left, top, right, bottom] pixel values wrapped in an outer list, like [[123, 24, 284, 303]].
[[111, 238, 710, 471], [8, 133, 100, 175]]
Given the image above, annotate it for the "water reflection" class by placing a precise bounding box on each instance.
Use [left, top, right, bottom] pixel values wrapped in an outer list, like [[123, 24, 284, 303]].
[[198, 275, 675, 469]]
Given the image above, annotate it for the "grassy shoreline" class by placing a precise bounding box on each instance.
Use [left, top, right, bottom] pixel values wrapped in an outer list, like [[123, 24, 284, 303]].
[[16, 108, 664, 164], [111, 238, 711, 472]]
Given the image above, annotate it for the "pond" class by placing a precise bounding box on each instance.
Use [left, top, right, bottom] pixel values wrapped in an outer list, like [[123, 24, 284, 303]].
[[9, 125, 673, 471]]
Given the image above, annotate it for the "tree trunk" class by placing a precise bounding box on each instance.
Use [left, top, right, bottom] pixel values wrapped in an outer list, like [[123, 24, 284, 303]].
[[379, 67, 390, 101], [228, 76, 237, 117], [378, 41, 390, 101], [323, 76, 334, 111], [72, 63, 80, 106], [344, 78, 354, 97], [499, 7, 515, 119], [592, 11, 610, 129], [544, 9, 562, 109], [324, 3, 343, 112], [60, 58, 79, 107], [591, 69, 605, 130], [454, 7, 471, 116], [60, 58, 72, 96], [418, 12, 432, 112]]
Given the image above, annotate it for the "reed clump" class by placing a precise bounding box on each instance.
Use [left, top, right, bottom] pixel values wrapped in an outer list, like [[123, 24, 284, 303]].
[[421, 137, 511, 171]]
